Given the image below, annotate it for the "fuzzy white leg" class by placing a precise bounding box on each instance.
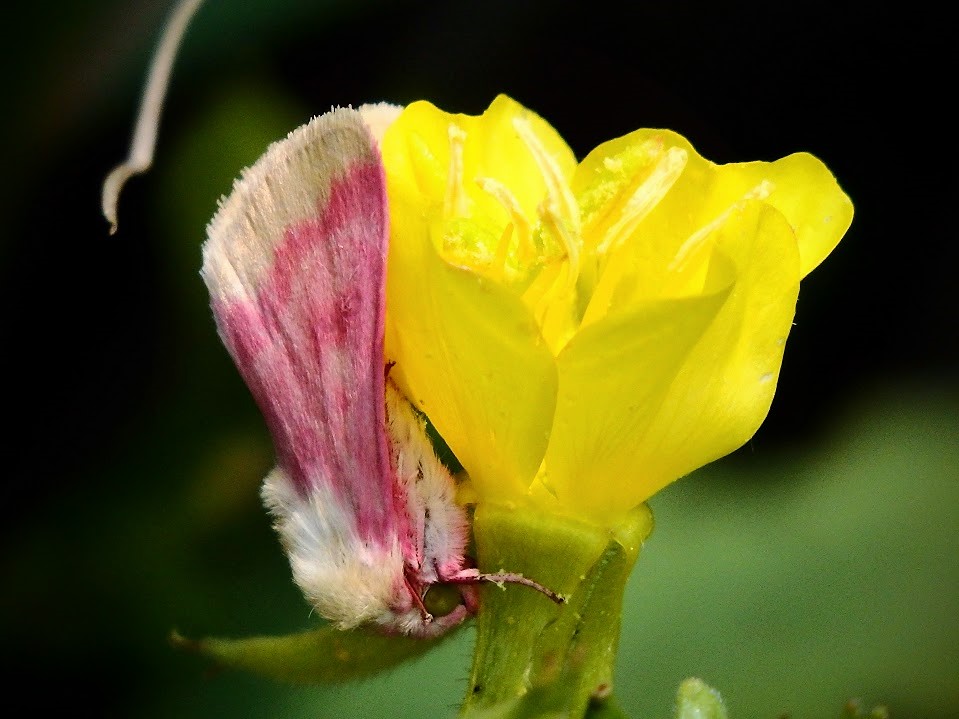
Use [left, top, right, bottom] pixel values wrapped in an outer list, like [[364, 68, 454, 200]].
[[385, 382, 470, 584]]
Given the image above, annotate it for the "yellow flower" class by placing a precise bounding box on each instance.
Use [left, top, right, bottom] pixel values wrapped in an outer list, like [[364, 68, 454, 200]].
[[381, 95, 852, 525]]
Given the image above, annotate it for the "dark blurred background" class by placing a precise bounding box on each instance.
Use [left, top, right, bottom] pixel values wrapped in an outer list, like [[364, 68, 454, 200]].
[[3, 1, 956, 717]]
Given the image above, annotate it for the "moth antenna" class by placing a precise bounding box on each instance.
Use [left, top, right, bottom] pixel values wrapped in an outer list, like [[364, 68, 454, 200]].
[[445, 568, 566, 605], [101, 0, 205, 234], [475, 571, 566, 604]]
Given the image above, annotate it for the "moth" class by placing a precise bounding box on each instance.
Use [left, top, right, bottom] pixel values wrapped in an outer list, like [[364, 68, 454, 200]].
[[200, 106, 558, 637]]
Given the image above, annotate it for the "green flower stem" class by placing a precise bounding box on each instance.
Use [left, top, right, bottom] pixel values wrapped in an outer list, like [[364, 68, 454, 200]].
[[462, 503, 654, 718]]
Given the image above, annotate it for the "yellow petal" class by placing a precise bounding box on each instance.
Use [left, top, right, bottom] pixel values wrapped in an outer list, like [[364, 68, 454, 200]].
[[381, 96, 578, 500], [543, 200, 801, 523], [541, 288, 729, 523], [723, 151, 854, 277], [383, 194, 558, 503], [470, 94, 578, 219], [383, 96, 576, 237], [577, 129, 851, 327]]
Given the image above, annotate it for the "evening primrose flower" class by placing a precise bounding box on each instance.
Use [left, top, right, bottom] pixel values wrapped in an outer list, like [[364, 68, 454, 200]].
[[382, 95, 852, 525]]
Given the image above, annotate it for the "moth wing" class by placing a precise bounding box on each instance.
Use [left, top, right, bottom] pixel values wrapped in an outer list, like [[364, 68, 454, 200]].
[[201, 108, 398, 545]]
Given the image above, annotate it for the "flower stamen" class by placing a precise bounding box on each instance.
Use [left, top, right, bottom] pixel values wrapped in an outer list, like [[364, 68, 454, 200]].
[[538, 199, 580, 292], [445, 124, 469, 219], [669, 180, 775, 272], [512, 116, 582, 284], [476, 176, 535, 263], [595, 147, 688, 255], [491, 224, 515, 276]]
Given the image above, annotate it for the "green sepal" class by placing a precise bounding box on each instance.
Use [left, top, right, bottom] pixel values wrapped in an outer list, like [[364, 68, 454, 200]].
[[170, 622, 462, 684], [461, 503, 653, 718]]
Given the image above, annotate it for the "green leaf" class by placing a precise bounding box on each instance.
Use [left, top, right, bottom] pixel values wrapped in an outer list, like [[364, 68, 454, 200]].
[[170, 623, 462, 684]]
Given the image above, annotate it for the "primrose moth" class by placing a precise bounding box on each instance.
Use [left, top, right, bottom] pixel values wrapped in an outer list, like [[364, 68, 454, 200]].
[[201, 107, 559, 636], [101, 0, 559, 638]]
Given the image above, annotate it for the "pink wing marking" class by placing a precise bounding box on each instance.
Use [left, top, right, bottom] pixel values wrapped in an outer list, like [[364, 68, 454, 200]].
[[206, 112, 407, 549]]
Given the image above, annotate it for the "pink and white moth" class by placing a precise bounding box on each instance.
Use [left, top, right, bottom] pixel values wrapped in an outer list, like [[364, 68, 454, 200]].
[[201, 106, 559, 637], [98, 0, 558, 638]]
